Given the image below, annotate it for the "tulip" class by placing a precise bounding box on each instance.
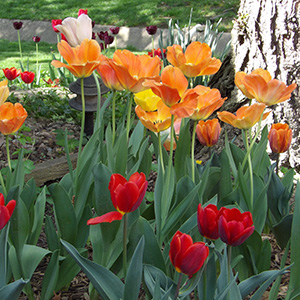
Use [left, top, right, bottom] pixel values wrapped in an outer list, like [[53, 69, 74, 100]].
[[217, 103, 270, 130], [268, 123, 292, 153], [110, 26, 120, 35], [196, 119, 221, 147], [97, 31, 108, 40], [134, 89, 161, 112], [51, 19, 62, 33], [78, 9, 88, 16], [3, 68, 21, 81], [0, 80, 9, 106], [163, 118, 182, 151], [13, 21, 23, 30], [87, 172, 148, 224], [143, 65, 188, 107], [171, 85, 226, 120], [135, 100, 173, 133], [104, 34, 114, 46], [148, 48, 166, 59], [169, 231, 209, 278], [0, 193, 16, 230], [146, 25, 157, 35], [51, 39, 103, 78], [0, 102, 28, 135], [167, 42, 221, 78], [218, 207, 255, 246], [197, 204, 220, 240], [21, 71, 35, 84], [32, 36, 41, 43], [55, 14, 92, 47], [235, 68, 297, 106]]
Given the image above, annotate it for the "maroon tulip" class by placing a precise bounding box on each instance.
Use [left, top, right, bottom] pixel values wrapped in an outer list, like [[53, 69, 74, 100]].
[[169, 231, 209, 278], [218, 207, 255, 246], [52, 19, 62, 33], [97, 31, 109, 40], [3, 67, 21, 81], [104, 35, 114, 45], [92, 32, 96, 40], [87, 172, 148, 224], [146, 25, 157, 35], [13, 21, 23, 30], [197, 204, 220, 240], [21, 71, 35, 84], [0, 193, 16, 230], [92, 20, 95, 28], [78, 9, 88, 16], [110, 26, 120, 35], [32, 36, 40, 43]]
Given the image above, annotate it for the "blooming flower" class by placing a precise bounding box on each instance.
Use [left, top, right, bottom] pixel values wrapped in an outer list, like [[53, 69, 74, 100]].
[[197, 204, 220, 240], [0, 80, 9, 106], [148, 48, 166, 59], [3, 68, 21, 81], [0, 102, 28, 135], [143, 65, 188, 107], [167, 42, 222, 78], [54, 14, 92, 47], [97, 31, 108, 40], [268, 123, 292, 153], [171, 85, 226, 120], [51, 19, 62, 33], [87, 172, 148, 224], [196, 118, 221, 147], [78, 9, 88, 16], [0, 193, 16, 230], [235, 69, 297, 106], [32, 36, 41, 43], [134, 89, 161, 112], [169, 231, 209, 278], [135, 100, 173, 133], [217, 103, 269, 130], [110, 26, 120, 35], [21, 71, 35, 84], [218, 207, 255, 246], [104, 34, 114, 46], [13, 21, 23, 30], [146, 25, 157, 35], [51, 39, 102, 78]]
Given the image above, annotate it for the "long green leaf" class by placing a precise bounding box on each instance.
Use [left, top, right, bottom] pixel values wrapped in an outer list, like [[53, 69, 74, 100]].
[[61, 239, 124, 300], [0, 225, 9, 288], [124, 237, 145, 300], [0, 279, 28, 300]]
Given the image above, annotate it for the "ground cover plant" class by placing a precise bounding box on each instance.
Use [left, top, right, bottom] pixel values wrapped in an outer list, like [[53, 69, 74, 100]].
[[0, 0, 239, 30], [0, 7, 300, 300]]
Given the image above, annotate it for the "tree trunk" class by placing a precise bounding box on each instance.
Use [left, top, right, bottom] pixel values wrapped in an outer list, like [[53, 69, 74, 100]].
[[210, 0, 300, 170]]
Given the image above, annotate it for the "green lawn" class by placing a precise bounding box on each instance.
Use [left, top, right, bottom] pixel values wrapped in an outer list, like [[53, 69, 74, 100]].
[[1, 0, 239, 31]]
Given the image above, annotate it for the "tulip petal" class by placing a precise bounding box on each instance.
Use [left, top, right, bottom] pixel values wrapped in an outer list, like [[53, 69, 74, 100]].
[[87, 211, 124, 224]]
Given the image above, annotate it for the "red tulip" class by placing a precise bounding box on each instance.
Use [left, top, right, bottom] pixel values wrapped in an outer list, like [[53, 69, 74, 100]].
[[13, 21, 23, 30], [218, 207, 255, 246], [32, 36, 40, 43], [52, 19, 62, 33], [268, 123, 292, 153], [78, 9, 88, 16], [0, 193, 16, 230], [21, 71, 35, 84], [197, 204, 220, 240], [169, 231, 209, 278], [87, 172, 148, 224], [3, 67, 21, 81]]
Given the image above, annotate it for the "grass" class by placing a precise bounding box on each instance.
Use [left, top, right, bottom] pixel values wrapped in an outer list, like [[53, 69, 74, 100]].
[[1, 0, 239, 31]]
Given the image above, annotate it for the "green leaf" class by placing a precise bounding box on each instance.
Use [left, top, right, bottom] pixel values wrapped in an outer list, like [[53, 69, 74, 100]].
[[219, 150, 232, 200], [45, 215, 60, 252], [128, 120, 145, 157], [61, 239, 124, 300], [40, 250, 59, 300], [124, 237, 145, 300], [48, 183, 77, 245], [0, 279, 28, 300], [114, 129, 128, 175], [0, 225, 9, 288], [272, 214, 293, 249]]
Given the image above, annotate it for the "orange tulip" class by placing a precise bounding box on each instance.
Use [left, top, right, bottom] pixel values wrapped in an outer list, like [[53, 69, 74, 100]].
[[167, 42, 221, 78], [0, 80, 9, 106], [196, 118, 221, 147], [134, 89, 161, 112], [268, 123, 292, 153], [135, 100, 173, 133], [51, 39, 103, 78], [0, 102, 27, 135], [217, 103, 269, 130], [171, 85, 226, 120], [99, 50, 161, 93], [235, 69, 297, 106], [143, 65, 188, 107]]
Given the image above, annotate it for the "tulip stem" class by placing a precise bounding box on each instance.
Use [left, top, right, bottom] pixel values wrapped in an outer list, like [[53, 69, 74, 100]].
[[93, 71, 102, 132], [174, 273, 183, 300], [152, 36, 154, 57], [276, 153, 280, 176], [191, 121, 197, 182], [168, 115, 175, 169], [0, 170, 7, 196], [158, 132, 165, 174], [36, 43, 39, 82], [17, 31, 23, 63], [245, 129, 254, 211], [126, 93, 133, 141], [112, 90, 116, 145], [227, 245, 232, 300], [5, 135, 11, 172], [123, 213, 128, 278]]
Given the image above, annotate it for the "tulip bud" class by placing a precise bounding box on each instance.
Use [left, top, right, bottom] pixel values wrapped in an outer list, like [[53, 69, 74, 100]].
[[197, 204, 220, 240], [32, 36, 41, 43], [13, 21, 23, 30], [196, 118, 221, 147], [146, 25, 157, 35], [268, 123, 292, 153], [0, 193, 16, 230]]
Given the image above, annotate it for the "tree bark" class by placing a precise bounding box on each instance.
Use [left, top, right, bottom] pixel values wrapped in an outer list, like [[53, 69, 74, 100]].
[[210, 0, 300, 169]]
